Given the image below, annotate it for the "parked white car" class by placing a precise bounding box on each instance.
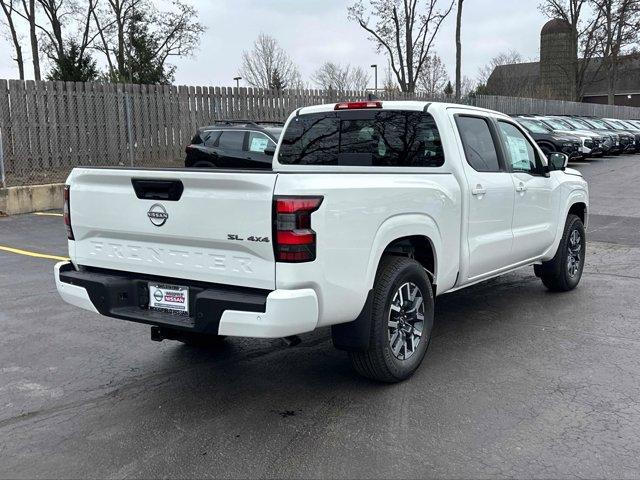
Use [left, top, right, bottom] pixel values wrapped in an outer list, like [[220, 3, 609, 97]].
[[55, 101, 589, 382]]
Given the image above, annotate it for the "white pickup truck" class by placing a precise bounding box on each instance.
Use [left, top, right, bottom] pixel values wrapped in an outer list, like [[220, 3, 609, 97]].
[[55, 101, 588, 382]]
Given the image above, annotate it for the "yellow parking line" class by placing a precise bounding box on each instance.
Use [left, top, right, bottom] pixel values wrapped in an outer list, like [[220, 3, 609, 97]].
[[33, 212, 63, 217], [0, 245, 69, 262]]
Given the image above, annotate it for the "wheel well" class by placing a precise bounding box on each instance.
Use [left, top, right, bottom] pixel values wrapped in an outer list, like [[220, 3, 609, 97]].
[[537, 141, 555, 153], [382, 235, 435, 283], [568, 202, 586, 223]]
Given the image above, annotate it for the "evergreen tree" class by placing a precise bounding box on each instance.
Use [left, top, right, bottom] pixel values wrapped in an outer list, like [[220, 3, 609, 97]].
[[47, 41, 99, 82], [269, 68, 286, 90], [444, 80, 454, 97], [111, 11, 175, 84]]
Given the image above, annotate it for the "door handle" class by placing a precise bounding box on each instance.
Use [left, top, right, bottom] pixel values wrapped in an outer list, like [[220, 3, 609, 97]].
[[515, 182, 527, 192], [471, 185, 487, 196]]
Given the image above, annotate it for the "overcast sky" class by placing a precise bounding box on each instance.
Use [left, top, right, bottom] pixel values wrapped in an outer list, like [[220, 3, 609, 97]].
[[0, 0, 548, 87]]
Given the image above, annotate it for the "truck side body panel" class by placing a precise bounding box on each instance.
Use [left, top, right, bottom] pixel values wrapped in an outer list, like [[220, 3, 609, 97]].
[[274, 173, 462, 326]]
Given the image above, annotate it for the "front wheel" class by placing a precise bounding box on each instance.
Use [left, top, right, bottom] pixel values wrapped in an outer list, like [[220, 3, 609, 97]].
[[349, 256, 434, 383], [535, 214, 585, 292]]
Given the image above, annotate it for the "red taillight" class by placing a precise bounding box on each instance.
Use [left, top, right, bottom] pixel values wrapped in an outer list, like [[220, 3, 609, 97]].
[[273, 196, 323, 262], [334, 101, 382, 110], [63, 185, 74, 240]]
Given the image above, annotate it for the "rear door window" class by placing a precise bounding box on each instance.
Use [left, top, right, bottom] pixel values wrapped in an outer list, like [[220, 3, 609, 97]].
[[248, 132, 274, 153], [218, 131, 246, 151], [455, 116, 501, 172], [203, 130, 221, 147], [278, 110, 444, 167]]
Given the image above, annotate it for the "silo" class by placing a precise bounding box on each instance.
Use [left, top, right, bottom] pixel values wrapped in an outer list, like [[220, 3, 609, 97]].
[[539, 19, 576, 100]]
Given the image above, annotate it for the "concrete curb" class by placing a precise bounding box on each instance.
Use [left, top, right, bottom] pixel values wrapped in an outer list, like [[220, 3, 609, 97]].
[[0, 183, 64, 215]]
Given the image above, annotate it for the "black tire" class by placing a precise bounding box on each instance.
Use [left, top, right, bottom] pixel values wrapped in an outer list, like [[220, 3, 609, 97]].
[[349, 256, 434, 383], [540, 146, 554, 158], [535, 214, 585, 292]]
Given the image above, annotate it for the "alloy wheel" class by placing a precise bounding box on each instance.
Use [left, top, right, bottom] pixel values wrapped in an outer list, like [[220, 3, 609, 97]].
[[388, 282, 425, 360], [567, 229, 582, 278]]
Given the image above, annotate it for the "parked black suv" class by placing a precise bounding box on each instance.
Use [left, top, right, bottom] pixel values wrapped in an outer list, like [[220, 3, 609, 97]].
[[185, 120, 284, 169], [514, 116, 583, 159]]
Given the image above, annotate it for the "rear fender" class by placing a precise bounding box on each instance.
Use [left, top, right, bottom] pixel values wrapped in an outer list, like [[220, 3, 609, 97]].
[[365, 213, 442, 289], [333, 214, 441, 352]]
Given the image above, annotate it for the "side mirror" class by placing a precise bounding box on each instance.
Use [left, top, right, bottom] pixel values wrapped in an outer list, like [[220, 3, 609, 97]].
[[264, 146, 276, 157], [548, 152, 568, 171]]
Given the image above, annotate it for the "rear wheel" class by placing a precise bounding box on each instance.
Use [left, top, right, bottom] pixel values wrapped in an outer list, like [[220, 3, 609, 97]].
[[535, 214, 585, 292], [349, 256, 434, 383]]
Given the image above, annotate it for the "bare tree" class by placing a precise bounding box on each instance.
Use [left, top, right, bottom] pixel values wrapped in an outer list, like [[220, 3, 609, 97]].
[[455, 0, 463, 99], [312, 62, 370, 91], [0, 0, 25, 79], [539, 0, 604, 100], [349, 66, 370, 90], [239, 33, 302, 89], [348, 0, 455, 92], [417, 53, 449, 96], [24, 0, 41, 79], [590, 0, 640, 104], [13, 0, 101, 79], [93, 0, 136, 77], [382, 60, 398, 92], [92, 0, 205, 83], [477, 50, 523, 86], [476, 50, 537, 96], [460, 75, 476, 96], [32, 0, 67, 65], [312, 62, 349, 90]]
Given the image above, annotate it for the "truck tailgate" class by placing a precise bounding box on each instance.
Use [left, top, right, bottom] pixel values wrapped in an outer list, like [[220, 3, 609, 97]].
[[68, 168, 277, 290]]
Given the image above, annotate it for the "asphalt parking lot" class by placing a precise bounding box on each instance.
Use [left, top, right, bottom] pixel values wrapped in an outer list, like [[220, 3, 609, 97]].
[[2, 155, 640, 479]]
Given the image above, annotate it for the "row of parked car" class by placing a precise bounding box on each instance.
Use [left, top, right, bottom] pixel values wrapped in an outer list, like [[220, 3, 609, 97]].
[[512, 115, 640, 160], [184, 114, 640, 169]]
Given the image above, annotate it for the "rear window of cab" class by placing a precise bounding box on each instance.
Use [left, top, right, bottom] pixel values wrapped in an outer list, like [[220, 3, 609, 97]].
[[278, 110, 445, 167]]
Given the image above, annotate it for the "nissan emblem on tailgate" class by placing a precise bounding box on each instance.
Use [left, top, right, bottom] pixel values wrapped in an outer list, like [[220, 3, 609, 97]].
[[147, 203, 169, 227]]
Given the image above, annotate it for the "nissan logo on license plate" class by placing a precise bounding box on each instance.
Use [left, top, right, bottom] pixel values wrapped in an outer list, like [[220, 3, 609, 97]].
[[147, 203, 169, 227]]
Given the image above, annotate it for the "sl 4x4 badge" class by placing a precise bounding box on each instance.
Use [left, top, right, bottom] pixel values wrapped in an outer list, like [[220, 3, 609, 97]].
[[228, 234, 270, 243]]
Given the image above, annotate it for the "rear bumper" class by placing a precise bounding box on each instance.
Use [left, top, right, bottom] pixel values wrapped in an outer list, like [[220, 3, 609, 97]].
[[54, 262, 318, 338]]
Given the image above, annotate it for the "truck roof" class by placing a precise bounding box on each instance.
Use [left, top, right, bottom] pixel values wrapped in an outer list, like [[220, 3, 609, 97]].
[[295, 100, 508, 119]]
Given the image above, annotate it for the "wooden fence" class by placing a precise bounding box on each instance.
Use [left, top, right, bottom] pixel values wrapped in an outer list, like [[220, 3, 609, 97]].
[[0, 79, 639, 187]]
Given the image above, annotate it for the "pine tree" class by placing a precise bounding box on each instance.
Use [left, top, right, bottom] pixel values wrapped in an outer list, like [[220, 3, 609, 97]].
[[444, 81, 454, 97], [111, 11, 175, 84], [269, 68, 286, 90], [47, 42, 99, 82]]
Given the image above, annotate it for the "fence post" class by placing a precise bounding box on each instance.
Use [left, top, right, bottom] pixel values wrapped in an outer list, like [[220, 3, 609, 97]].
[[0, 129, 5, 188], [125, 91, 134, 167]]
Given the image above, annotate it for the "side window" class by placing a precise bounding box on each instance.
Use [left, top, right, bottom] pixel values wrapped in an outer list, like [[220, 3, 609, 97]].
[[455, 116, 501, 172], [278, 113, 340, 165], [203, 131, 221, 148], [248, 132, 274, 153], [497, 121, 539, 174], [218, 131, 245, 151]]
